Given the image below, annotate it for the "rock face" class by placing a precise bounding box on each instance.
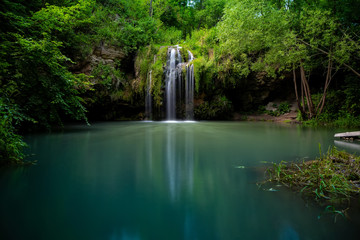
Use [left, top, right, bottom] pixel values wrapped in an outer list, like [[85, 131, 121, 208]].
[[227, 71, 294, 111], [92, 43, 125, 64], [71, 42, 144, 121], [72, 42, 125, 79]]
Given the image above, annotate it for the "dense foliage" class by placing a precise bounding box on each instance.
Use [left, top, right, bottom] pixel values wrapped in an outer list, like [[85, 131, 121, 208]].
[[1, 0, 360, 163]]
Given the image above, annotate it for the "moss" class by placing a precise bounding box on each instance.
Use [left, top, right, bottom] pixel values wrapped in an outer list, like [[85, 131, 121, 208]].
[[180, 46, 188, 62], [192, 56, 218, 93], [157, 46, 168, 63], [192, 57, 206, 93], [150, 59, 165, 107]]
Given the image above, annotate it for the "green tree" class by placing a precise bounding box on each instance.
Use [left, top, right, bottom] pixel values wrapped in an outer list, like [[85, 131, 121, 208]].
[[0, 0, 95, 163], [217, 0, 360, 119]]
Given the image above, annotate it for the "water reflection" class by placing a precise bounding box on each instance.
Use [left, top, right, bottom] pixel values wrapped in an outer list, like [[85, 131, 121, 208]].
[[145, 125, 153, 176], [165, 123, 195, 201], [109, 230, 140, 240], [334, 140, 360, 153], [166, 124, 177, 200], [279, 222, 300, 240], [185, 126, 194, 195], [2, 122, 360, 239]]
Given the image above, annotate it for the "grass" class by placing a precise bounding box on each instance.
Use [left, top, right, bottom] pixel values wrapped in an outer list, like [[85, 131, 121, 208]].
[[262, 146, 360, 206]]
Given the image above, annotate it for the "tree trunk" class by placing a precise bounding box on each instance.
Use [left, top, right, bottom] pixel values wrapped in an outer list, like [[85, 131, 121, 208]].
[[293, 68, 304, 115], [316, 58, 333, 115], [149, 0, 153, 17], [300, 63, 314, 118], [301, 73, 305, 113]]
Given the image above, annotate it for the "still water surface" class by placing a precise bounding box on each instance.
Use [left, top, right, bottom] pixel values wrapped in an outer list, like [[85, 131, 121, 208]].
[[1, 121, 360, 239]]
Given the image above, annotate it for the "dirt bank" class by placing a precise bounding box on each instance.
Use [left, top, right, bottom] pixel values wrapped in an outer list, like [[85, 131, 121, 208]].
[[234, 111, 300, 124]]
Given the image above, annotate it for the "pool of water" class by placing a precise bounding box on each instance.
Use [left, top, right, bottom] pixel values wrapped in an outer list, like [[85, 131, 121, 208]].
[[1, 121, 360, 239]]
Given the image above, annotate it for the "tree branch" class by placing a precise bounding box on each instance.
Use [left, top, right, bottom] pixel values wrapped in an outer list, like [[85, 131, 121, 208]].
[[297, 38, 360, 78]]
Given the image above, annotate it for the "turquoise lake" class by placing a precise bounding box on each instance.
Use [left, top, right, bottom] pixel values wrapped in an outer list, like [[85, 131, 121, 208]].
[[1, 121, 360, 239]]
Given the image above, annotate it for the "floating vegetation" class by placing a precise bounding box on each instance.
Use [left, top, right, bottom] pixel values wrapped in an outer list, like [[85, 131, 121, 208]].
[[265, 187, 279, 192], [261, 146, 360, 206], [234, 165, 245, 169]]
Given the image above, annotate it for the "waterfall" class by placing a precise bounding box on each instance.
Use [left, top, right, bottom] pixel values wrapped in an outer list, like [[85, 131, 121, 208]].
[[176, 46, 182, 64], [166, 49, 177, 120], [145, 70, 152, 120], [176, 47, 183, 110], [185, 63, 194, 120], [188, 50, 194, 62], [147, 46, 194, 121]]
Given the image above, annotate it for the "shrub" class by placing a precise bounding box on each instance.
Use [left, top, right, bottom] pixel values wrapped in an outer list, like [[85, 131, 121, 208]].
[[0, 100, 28, 165], [194, 95, 232, 120]]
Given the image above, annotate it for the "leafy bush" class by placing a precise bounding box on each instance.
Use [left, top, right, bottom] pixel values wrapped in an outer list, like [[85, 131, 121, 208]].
[[264, 102, 291, 116], [156, 27, 182, 45], [194, 95, 232, 120], [92, 62, 124, 91], [333, 111, 360, 128], [278, 102, 291, 115], [343, 76, 360, 116], [0, 100, 28, 165]]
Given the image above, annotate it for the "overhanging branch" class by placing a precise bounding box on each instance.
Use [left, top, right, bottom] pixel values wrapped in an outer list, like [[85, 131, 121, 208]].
[[297, 38, 360, 78]]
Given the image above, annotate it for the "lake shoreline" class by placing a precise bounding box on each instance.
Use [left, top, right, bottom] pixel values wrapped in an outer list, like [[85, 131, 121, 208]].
[[234, 110, 301, 124]]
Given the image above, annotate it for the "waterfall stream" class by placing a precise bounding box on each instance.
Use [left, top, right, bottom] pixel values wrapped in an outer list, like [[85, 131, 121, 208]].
[[145, 70, 152, 120], [146, 45, 194, 120], [166, 48, 177, 120], [185, 64, 194, 120], [188, 50, 194, 62]]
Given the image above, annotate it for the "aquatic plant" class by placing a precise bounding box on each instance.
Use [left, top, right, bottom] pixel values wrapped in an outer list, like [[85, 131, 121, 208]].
[[264, 146, 360, 205]]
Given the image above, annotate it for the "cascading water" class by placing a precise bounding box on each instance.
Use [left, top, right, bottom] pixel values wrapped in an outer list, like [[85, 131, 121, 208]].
[[176, 46, 183, 109], [146, 45, 195, 120], [185, 64, 194, 120], [188, 50, 194, 62], [185, 49, 195, 120], [176, 46, 182, 64], [166, 48, 177, 120], [145, 70, 152, 120]]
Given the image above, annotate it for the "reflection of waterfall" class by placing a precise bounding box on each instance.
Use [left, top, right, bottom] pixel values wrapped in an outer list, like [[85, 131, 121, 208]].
[[146, 124, 153, 176], [145, 70, 152, 120], [109, 229, 140, 240], [166, 124, 177, 200], [166, 49, 177, 120], [165, 124, 195, 201], [185, 127, 194, 194]]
